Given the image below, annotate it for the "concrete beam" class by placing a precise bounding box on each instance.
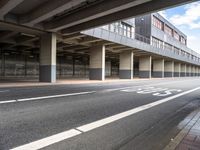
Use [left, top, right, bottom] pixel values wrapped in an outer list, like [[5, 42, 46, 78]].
[[0, 31, 18, 40], [45, 0, 150, 31], [0, 21, 45, 36], [0, 0, 25, 19], [61, 0, 196, 33], [20, 0, 87, 25]]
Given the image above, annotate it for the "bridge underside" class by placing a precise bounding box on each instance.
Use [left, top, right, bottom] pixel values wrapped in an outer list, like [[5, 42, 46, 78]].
[[0, 0, 199, 82]]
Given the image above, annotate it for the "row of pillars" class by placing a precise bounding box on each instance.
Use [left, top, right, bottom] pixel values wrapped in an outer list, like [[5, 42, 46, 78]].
[[39, 33, 200, 82]]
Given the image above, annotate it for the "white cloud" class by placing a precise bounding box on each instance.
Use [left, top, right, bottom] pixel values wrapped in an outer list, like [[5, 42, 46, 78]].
[[158, 10, 168, 19], [187, 35, 200, 53], [169, 2, 200, 29]]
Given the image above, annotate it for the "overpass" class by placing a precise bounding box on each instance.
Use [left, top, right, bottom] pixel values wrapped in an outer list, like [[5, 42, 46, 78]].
[[0, 0, 199, 82]]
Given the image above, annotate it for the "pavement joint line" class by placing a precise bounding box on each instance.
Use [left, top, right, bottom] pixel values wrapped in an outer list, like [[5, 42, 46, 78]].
[[10, 86, 200, 150]]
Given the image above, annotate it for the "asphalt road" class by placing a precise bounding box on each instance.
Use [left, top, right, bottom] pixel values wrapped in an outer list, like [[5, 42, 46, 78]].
[[0, 77, 200, 150]]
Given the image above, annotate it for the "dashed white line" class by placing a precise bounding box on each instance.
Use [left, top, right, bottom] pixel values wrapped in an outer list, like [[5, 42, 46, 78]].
[[11, 86, 200, 150]]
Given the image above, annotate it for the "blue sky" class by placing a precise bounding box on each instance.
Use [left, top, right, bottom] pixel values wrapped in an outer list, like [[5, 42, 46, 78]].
[[158, 1, 200, 53]]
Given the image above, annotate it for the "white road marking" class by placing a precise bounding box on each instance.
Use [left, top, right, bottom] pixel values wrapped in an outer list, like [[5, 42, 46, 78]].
[[11, 129, 81, 150], [11, 87, 200, 150], [0, 90, 9, 93], [77, 87, 200, 132], [0, 91, 95, 104], [0, 79, 198, 105], [17, 91, 96, 102], [0, 100, 17, 104]]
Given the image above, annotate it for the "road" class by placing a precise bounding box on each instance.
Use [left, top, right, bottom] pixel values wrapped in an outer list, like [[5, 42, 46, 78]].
[[0, 78, 200, 150]]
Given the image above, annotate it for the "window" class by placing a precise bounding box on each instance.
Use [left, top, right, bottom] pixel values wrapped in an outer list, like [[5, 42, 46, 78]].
[[174, 31, 179, 41], [174, 47, 180, 55], [180, 36, 186, 45], [151, 37, 163, 49], [164, 25, 173, 36], [164, 43, 173, 51], [152, 16, 164, 30]]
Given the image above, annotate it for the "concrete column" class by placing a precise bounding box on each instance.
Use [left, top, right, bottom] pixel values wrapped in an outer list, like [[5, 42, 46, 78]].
[[89, 45, 105, 80], [152, 59, 164, 78], [174, 62, 181, 77], [199, 67, 200, 76], [195, 67, 198, 76], [181, 64, 187, 77], [39, 33, 56, 82], [186, 65, 191, 76], [119, 51, 134, 79], [139, 56, 152, 78], [164, 61, 174, 77]]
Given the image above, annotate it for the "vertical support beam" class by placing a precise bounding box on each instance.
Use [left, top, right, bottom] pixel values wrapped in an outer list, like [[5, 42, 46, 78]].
[[139, 56, 152, 78], [174, 62, 181, 77], [186, 65, 191, 77], [152, 58, 164, 78], [164, 61, 174, 77], [119, 51, 134, 79], [195, 66, 198, 76], [89, 45, 105, 80], [181, 64, 187, 77], [39, 33, 56, 82], [199, 67, 200, 76]]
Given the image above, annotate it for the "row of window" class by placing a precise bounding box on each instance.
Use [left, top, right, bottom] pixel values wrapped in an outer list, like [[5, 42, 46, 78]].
[[151, 37, 200, 62], [152, 16, 187, 45], [102, 22, 135, 39]]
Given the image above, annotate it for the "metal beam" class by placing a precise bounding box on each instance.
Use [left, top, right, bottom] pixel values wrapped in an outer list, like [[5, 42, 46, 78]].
[[20, 0, 87, 25], [0, 0, 25, 19], [62, 0, 197, 33], [44, 0, 150, 31]]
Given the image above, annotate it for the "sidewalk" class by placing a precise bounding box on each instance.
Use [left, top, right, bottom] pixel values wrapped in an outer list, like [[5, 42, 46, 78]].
[[0, 78, 152, 88], [164, 109, 200, 150]]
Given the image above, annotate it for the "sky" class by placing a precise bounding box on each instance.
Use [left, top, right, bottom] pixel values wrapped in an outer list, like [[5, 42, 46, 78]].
[[158, 1, 200, 53]]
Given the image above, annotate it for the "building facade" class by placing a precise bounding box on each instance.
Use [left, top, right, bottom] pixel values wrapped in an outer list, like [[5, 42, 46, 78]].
[[0, 13, 200, 81]]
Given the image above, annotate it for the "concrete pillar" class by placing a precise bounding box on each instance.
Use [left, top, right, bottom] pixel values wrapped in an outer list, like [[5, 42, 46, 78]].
[[89, 45, 105, 80], [186, 65, 191, 76], [152, 59, 164, 78], [191, 66, 195, 76], [174, 62, 181, 77], [196, 67, 198, 76], [139, 56, 152, 78], [199, 68, 200, 76], [119, 51, 134, 79], [181, 64, 187, 77], [164, 61, 174, 77], [39, 33, 56, 82]]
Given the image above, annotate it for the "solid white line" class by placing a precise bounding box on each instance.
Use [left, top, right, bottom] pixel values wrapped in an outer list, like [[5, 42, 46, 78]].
[[0, 100, 17, 104], [0, 78, 198, 105], [0, 91, 95, 105], [17, 91, 96, 102], [11, 87, 200, 150], [0, 90, 9, 93], [77, 87, 200, 132], [11, 129, 81, 150]]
